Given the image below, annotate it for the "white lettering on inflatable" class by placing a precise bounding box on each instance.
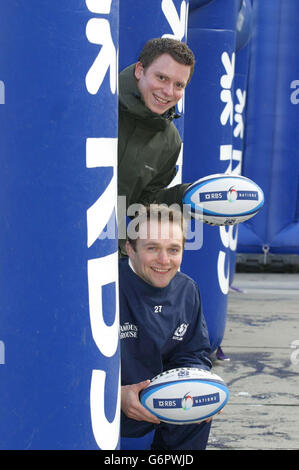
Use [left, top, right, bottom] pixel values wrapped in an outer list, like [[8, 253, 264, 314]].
[[219, 144, 233, 173], [218, 226, 239, 295], [161, 0, 187, 41], [86, 0, 112, 14], [161, 0, 188, 156], [90, 369, 120, 450], [217, 250, 229, 295], [219, 145, 243, 175], [0, 81, 5, 104], [290, 80, 299, 104], [228, 225, 238, 252], [86, 138, 117, 248], [0, 341, 4, 364], [87, 253, 119, 358], [218, 51, 241, 294], [85, 0, 120, 450], [220, 52, 235, 126], [219, 225, 237, 251], [234, 89, 246, 138], [231, 149, 242, 175], [85, 17, 117, 95]]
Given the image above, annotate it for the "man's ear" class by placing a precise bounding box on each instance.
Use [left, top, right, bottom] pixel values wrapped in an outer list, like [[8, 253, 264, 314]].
[[125, 240, 133, 257], [134, 61, 144, 80]]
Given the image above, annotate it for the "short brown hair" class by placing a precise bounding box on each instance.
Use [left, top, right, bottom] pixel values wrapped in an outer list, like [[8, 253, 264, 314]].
[[127, 204, 186, 252], [138, 38, 195, 83]]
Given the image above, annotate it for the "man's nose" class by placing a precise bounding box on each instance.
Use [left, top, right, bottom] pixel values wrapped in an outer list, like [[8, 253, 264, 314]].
[[162, 82, 174, 97], [157, 249, 169, 264]]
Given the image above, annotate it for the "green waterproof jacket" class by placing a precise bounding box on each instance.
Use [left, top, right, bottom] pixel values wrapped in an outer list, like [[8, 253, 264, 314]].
[[118, 64, 190, 210]]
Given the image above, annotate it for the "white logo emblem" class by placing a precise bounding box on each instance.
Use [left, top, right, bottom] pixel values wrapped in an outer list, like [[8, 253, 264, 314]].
[[120, 322, 138, 340], [172, 323, 189, 341]]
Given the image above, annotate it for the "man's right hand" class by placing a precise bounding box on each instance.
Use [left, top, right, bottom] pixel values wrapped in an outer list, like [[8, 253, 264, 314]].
[[121, 380, 161, 424]]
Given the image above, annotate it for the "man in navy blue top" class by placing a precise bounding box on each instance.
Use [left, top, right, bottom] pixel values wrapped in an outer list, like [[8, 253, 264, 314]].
[[120, 204, 213, 450]]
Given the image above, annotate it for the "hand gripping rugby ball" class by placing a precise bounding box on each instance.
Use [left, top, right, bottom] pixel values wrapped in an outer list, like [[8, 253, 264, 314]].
[[140, 367, 229, 425], [182, 173, 264, 226]]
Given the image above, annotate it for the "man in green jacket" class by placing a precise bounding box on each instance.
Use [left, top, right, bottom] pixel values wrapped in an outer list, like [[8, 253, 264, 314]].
[[118, 38, 195, 254]]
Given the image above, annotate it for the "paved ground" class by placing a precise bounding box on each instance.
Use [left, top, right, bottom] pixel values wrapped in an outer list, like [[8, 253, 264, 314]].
[[207, 272, 299, 450]]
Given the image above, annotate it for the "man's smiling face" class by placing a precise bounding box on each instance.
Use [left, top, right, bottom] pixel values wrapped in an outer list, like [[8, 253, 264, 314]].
[[134, 53, 191, 115], [125, 219, 184, 288]]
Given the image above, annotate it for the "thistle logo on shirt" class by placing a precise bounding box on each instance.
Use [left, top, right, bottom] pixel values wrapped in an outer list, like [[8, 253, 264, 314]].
[[120, 322, 138, 339], [172, 323, 189, 341]]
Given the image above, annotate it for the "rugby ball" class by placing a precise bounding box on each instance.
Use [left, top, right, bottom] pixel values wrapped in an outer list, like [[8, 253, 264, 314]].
[[182, 173, 264, 226], [140, 367, 229, 425]]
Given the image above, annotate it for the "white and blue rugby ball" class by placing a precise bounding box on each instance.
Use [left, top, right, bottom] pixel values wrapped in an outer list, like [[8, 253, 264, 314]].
[[140, 367, 229, 425], [183, 173, 264, 226]]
